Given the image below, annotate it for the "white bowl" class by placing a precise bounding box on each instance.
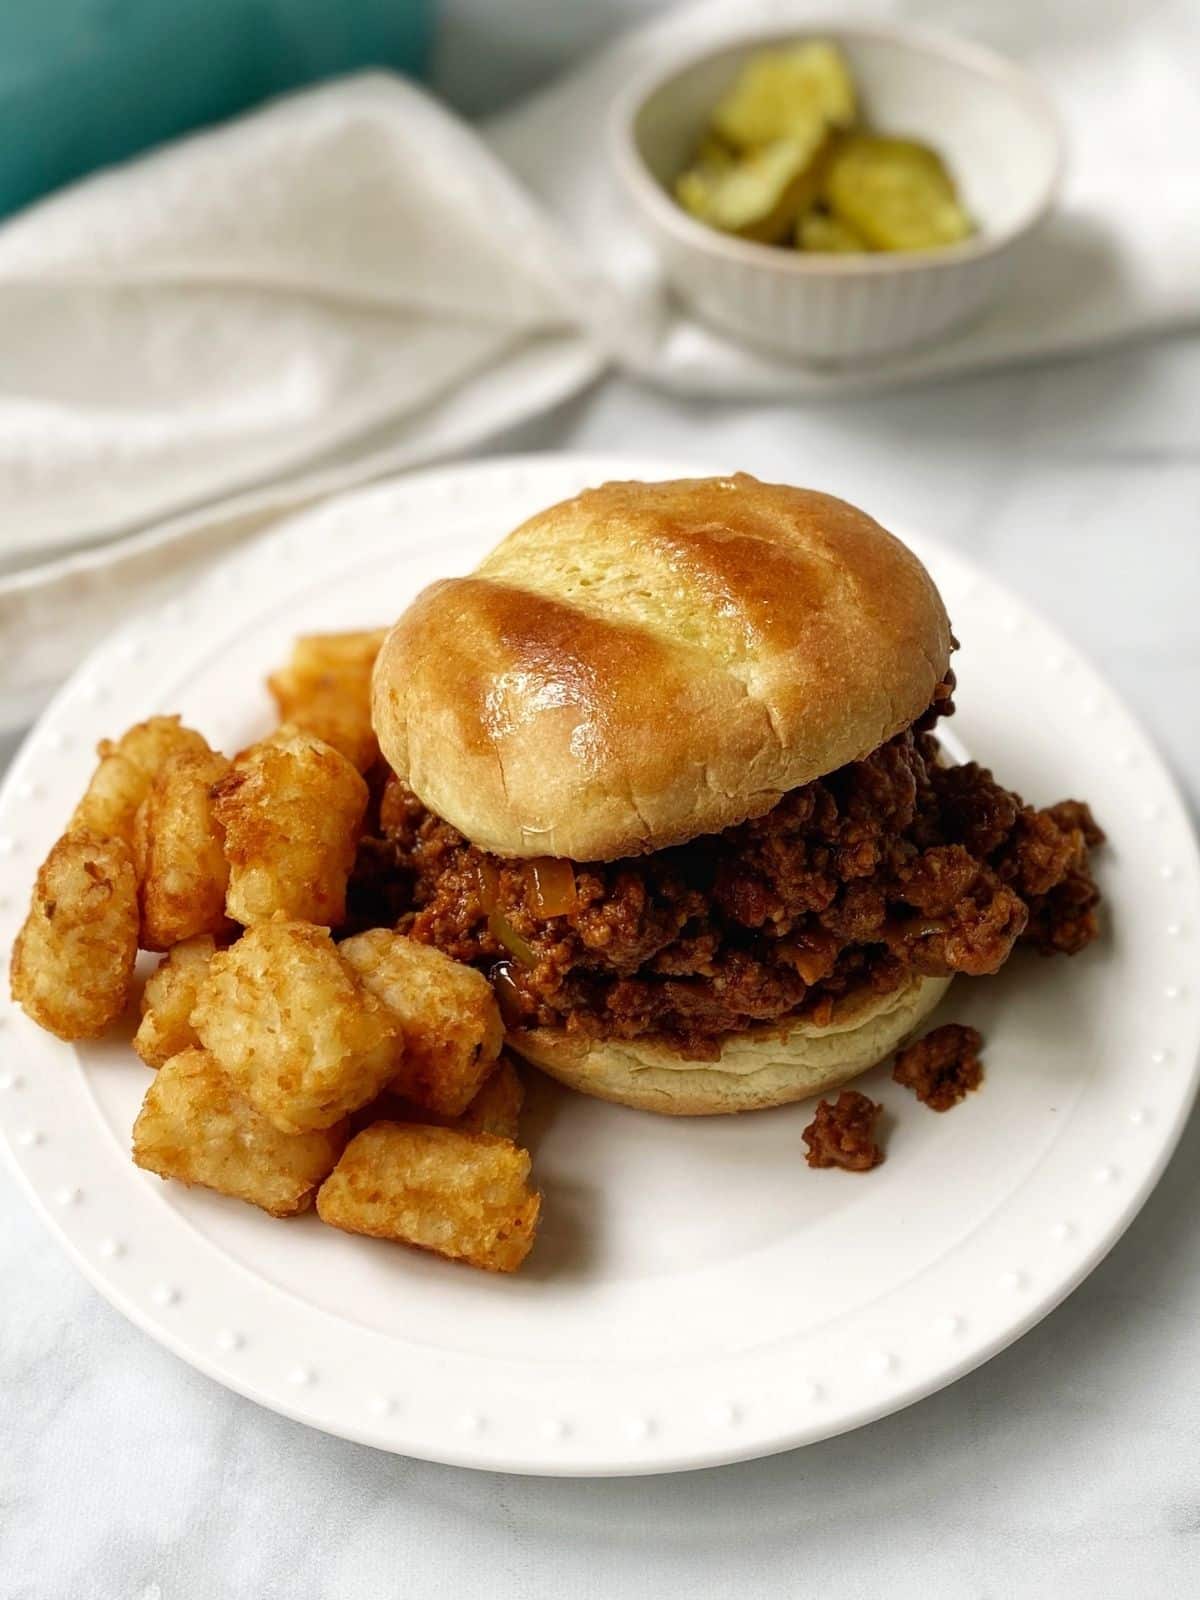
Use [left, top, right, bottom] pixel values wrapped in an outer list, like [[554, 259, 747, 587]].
[[612, 21, 1065, 363]]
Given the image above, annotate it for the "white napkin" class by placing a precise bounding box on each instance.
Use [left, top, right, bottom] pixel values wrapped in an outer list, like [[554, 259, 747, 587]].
[[3, 0, 1198, 728], [0, 72, 610, 569]]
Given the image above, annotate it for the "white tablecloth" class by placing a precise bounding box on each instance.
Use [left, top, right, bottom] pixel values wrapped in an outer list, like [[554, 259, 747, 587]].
[[3, 4, 1199, 1594]]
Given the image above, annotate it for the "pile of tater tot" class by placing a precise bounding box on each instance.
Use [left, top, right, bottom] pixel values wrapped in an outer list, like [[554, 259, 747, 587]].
[[9, 630, 540, 1274]]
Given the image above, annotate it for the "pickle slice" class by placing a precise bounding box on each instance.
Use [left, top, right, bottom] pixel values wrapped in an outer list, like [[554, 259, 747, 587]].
[[694, 134, 735, 172], [676, 125, 830, 243], [796, 209, 869, 253], [712, 41, 857, 149], [823, 133, 973, 251]]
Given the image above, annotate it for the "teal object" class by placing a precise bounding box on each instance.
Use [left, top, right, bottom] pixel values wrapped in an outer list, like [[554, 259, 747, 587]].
[[0, 0, 433, 217]]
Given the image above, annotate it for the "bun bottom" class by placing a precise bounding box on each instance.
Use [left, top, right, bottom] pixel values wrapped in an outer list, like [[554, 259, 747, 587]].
[[507, 975, 952, 1116]]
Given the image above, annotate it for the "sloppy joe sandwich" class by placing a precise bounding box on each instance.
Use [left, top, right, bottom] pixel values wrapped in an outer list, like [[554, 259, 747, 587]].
[[371, 475, 1102, 1115]]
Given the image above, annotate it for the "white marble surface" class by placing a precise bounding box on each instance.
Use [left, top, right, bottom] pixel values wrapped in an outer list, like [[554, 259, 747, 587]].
[[3, 334, 1199, 1600], [4, 2, 1200, 1588]]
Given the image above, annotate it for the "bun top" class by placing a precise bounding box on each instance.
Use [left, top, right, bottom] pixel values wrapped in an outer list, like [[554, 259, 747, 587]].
[[373, 474, 951, 860]]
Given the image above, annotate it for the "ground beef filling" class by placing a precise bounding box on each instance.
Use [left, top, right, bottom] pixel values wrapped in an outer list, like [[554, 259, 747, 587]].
[[893, 1023, 985, 1111], [802, 1091, 884, 1171], [375, 718, 1103, 1059]]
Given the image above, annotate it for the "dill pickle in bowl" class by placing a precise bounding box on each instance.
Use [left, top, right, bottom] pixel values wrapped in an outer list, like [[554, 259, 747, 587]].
[[710, 40, 857, 147], [795, 210, 868, 254], [823, 134, 972, 251], [676, 125, 829, 244], [616, 23, 1063, 358], [673, 39, 974, 256]]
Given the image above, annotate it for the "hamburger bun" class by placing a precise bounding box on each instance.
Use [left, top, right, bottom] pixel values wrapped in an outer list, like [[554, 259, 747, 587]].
[[372, 474, 951, 862], [508, 974, 951, 1115]]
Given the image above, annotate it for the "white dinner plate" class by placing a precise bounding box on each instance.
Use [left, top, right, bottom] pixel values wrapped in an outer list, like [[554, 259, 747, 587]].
[[1, 454, 1198, 1477]]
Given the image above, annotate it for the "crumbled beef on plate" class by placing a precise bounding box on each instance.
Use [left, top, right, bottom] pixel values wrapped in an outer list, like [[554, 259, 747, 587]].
[[802, 1091, 884, 1171], [893, 1023, 984, 1111]]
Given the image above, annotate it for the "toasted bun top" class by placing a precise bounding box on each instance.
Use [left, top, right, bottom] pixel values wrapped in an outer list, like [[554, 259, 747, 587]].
[[373, 474, 951, 860]]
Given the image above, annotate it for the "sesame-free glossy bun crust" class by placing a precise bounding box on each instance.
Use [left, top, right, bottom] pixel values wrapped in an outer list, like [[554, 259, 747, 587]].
[[373, 475, 951, 861], [507, 975, 951, 1116]]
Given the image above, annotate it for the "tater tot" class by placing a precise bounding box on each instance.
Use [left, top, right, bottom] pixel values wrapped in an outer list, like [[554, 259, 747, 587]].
[[212, 727, 368, 928], [132, 935, 218, 1068], [133, 1048, 347, 1216], [71, 715, 210, 846], [363, 1054, 525, 1140], [266, 629, 386, 773], [316, 1122, 540, 1272], [9, 831, 139, 1039], [192, 921, 399, 1133], [109, 715, 212, 777], [453, 1055, 524, 1139], [339, 929, 503, 1117], [70, 751, 145, 846], [134, 748, 232, 950]]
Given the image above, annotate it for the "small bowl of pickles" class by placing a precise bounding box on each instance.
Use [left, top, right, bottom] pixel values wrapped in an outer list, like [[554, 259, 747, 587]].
[[613, 24, 1064, 362]]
